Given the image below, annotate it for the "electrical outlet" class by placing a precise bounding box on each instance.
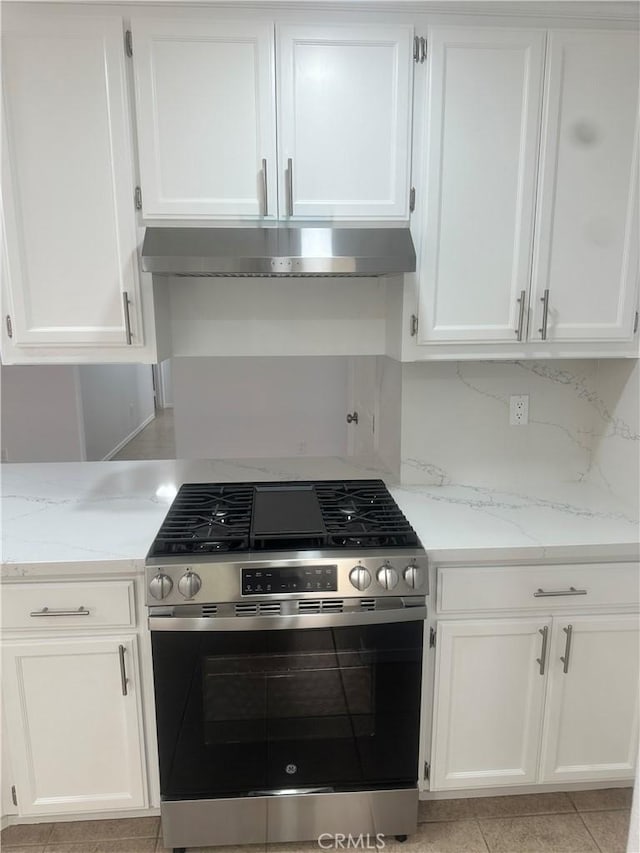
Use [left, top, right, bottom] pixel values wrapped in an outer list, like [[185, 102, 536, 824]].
[[509, 395, 529, 426]]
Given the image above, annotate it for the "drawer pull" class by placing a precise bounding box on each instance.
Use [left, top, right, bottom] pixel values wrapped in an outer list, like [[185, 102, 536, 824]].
[[30, 606, 91, 617], [118, 644, 128, 696], [533, 587, 587, 598], [515, 290, 527, 341], [261, 158, 268, 216], [560, 624, 573, 674], [536, 626, 549, 675], [286, 157, 294, 217]]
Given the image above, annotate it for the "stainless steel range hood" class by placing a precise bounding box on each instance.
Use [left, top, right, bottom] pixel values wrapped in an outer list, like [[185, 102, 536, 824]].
[[141, 226, 416, 277]]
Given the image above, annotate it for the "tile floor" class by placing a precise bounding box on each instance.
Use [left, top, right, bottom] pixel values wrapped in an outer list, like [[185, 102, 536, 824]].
[[111, 408, 176, 461], [1, 788, 633, 853]]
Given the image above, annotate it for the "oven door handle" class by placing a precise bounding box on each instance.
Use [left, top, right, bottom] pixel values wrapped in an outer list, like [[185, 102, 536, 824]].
[[248, 787, 334, 797], [148, 605, 427, 632]]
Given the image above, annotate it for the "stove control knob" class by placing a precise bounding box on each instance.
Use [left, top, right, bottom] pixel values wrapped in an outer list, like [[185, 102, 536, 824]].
[[178, 570, 202, 600], [403, 564, 426, 590], [149, 573, 173, 600], [349, 566, 371, 591], [376, 563, 399, 590]]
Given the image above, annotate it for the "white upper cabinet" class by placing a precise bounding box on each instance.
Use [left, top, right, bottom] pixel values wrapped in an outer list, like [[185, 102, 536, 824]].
[[131, 20, 277, 219], [131, 21, 413, 221], [276, 24, 414, 219], [413, 25, 640, 357], [417, 27, 546, 344], [1, 14, 144, 350], [530, 30, 640, 343]]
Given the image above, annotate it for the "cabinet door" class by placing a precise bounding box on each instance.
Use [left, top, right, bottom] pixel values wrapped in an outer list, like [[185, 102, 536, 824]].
[[1, 699, 18, 819], [277, 24, 413, 219], [2, 637, 146, 815], [540, 615, 639, 783], [531, 31, 639, 343], [417, 27, 545, 343], [1, 14, 143, 348], [431, 618, 549, 790], [132, 19, 277, 219]]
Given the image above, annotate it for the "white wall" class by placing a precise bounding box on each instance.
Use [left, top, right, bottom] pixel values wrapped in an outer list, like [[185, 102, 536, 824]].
[[172, 356, 349, 459], [158, 358, 173, 408], [376, 356, 402, 479], [168, 277, 387, 357], [0, 364, 85, 462], [78, 364, 155, 460]]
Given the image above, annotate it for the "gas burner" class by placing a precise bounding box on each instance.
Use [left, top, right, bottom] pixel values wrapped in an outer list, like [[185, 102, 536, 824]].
[[192, 541, 231, 553], [338, 501, 358, 517]]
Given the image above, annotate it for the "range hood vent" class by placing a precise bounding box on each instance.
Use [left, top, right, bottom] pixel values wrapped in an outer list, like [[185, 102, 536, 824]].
[[141, 226, 416, 278]]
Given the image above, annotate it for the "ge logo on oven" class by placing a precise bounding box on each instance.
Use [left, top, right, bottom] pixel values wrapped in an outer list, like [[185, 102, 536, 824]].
[[285, 763, 297, 775]]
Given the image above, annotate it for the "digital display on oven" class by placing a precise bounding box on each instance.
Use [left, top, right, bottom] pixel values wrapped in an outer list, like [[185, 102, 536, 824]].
[[241, 565, 337, 595]]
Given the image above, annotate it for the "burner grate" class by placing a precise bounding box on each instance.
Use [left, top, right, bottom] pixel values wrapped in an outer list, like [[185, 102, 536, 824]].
[[148, 483, 254, 556], [147, 479, 419, 557], [315, 480, 419, 548]]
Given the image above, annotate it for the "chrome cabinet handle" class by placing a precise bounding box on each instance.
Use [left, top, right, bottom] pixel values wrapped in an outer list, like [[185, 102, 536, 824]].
[[118, 644, 128, 696], [286, 157, 293, 217], [261, 158, 268, 216], [122, 291, 133, 345], [515, 289, 527, 341], [30, 606, 90, 617], [533, 587, 587, 598], [536, 626, 549, 675], [539, 289, 550, 340], [560, 624, 573, 674]]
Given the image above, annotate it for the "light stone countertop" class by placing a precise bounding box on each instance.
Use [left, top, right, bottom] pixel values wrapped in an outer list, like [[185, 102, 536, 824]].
[[1, 458, 638, 579]]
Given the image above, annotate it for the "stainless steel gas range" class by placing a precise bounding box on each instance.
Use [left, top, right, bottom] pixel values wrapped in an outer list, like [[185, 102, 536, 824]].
[[145, 480, 428, 853]]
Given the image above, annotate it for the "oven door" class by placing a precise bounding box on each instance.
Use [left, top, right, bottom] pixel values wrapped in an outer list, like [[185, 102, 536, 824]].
[[150, 608, 424, 801]]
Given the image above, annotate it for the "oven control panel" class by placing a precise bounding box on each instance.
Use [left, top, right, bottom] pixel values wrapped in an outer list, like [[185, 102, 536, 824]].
[[145, 553, 429, 606], [242, 565, 337, 595]]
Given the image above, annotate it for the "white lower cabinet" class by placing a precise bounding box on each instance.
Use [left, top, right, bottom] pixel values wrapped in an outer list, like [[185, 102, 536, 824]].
[[430, 618, 549, 790], [430, 612, 639, 791], [540, 615, 640, 783], [2, 636, 146, 816]]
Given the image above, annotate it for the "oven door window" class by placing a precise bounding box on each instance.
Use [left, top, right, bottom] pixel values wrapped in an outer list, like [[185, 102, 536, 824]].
[[151, 622, 423, 800]]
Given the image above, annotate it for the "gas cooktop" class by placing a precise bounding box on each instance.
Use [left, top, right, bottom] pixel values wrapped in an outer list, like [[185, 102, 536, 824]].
[[147, 479, 420, 558]]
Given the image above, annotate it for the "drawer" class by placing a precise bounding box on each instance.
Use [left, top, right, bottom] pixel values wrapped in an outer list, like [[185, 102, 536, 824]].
[[2, 581, 136, 631], [437, 562, 640, 614]]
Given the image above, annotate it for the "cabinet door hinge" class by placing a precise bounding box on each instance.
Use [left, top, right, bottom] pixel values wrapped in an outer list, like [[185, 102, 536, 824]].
[[125, 30, 133, 58], [409, 186, 416, 212], [410, 314, 419, 337], [5, 314, 13, 339], [134, 186, 142, 210], [11, 785, 17, 806], [423, 761, 430, 781], [429, 627, 436, 648], [634, 310, 639, 334]]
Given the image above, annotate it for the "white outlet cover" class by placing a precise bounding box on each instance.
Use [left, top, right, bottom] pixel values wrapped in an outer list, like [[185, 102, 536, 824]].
[[509, 395, 529, 426]]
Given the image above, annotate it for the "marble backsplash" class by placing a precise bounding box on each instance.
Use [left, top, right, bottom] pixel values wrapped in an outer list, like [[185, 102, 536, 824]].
[[388, 359, 639, 512]]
